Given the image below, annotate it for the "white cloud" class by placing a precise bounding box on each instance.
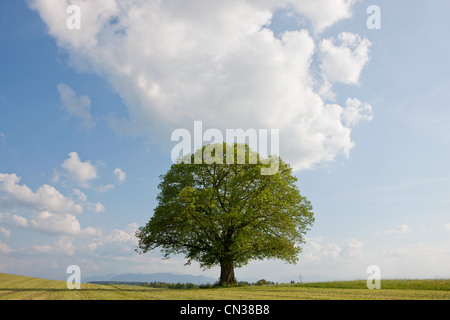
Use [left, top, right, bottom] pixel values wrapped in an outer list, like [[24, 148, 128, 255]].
[[29, 0, 119, 51], [340, 238, 364, 259], [384, 224, 410, 235], [113, 168, 126, 183], [72, 189, 87, 202], [57, 83, 95, 130], [0, 173, 103, 238], [319, 32, 371, 85], [30, 0, 372, 171], [341, 98, 373, 127], [30, 210, 100, 237], [0, 173, 83, 215], [302, 237, 364, 263], [10, 214, 28, 228], [88, 202, 105, 213], [0, 132, 5, 143], [0, 210, 100, 238], [32, 244, 53, 253], [72, 189, 105, 213], [0, 240, 12, 253], [61, 152, 98, 188], [444, 223, 450, 231], [0, 227, 10, 238], [34, 236, 76, 256], [288, 0, 359, 33], [88, 223, 138, 254], [97, 184, 115, 193]]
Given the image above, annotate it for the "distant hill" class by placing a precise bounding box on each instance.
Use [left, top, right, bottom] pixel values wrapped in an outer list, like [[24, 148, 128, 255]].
[[84, 272, 332, 285], [85, 272, 217, 285]]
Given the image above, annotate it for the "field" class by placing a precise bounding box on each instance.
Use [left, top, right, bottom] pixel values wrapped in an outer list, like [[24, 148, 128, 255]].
[[0, 273, 448, 300]]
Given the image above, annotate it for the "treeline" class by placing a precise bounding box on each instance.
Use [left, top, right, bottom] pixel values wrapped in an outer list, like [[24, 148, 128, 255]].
[[141, 279, 279, 289], [142, 282, 201, 289], [89, 281, 145, 286]]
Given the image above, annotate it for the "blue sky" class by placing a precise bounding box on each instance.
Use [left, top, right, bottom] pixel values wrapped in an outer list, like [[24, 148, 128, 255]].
[[1, 0, 449, 283]]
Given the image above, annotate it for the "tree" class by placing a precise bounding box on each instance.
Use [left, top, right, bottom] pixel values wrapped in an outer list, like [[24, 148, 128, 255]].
[[135, 143, 314, 285]]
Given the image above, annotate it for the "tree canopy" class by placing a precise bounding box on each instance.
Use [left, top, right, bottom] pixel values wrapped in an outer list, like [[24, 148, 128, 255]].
[[136, 143, 314, 285]]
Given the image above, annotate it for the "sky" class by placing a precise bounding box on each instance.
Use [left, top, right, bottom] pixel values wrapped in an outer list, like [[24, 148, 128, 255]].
[[0, 0, 449, 283]]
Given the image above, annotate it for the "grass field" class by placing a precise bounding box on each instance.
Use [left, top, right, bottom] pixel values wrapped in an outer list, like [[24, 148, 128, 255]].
[[0, 273, 448, 300]]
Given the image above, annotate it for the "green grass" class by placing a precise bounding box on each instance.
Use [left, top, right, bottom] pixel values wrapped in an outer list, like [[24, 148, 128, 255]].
[[0, 273, 448, 300], [293, 279, 450, 291]]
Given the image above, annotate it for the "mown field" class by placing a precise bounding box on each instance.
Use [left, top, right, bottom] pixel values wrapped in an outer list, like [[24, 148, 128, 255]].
[[0, 273, 448, 300]]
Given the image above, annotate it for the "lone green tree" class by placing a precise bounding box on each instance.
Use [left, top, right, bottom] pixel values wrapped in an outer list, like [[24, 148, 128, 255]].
[[135, 143, 314, 285]]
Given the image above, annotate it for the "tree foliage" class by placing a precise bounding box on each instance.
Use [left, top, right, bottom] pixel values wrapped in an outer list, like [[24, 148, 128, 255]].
[[136, 143, 314, 285]]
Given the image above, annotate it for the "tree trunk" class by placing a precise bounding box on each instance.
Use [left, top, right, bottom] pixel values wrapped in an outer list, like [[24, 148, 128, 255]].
[[219, 261, 236, 285]]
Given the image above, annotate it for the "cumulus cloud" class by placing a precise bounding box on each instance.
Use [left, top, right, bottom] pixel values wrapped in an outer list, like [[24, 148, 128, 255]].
[[61, 152, 98, 188], [319, 32, 371, 85], [72, 189, 87, 202], [113, 168, 126, 183], [10, 214, 28, 228], [88, 202, 105, 213], [0, 226, 10, 238], [72, 189, 105, 213], [88, 223, 138, 254], [304, 240, 342, 263], [302, 237, 364, 263], [95, 168, 127, 193], [97, 184, 114, 193], [34, 236, 77, 256], [0, 211, 101, 238], [384, 224, 410, 235], [0, 173, 82, 215], [57, 83, 96, 130], [0, 240, 12, 253], [288, 0, 359, 33], [340, 238, 364, 259], [29, 211, 100, 237], [1, 210, 100, 238], [0, 173, 102, 239], [31, 0, 372, 171], [341, 98, 374, 127]]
